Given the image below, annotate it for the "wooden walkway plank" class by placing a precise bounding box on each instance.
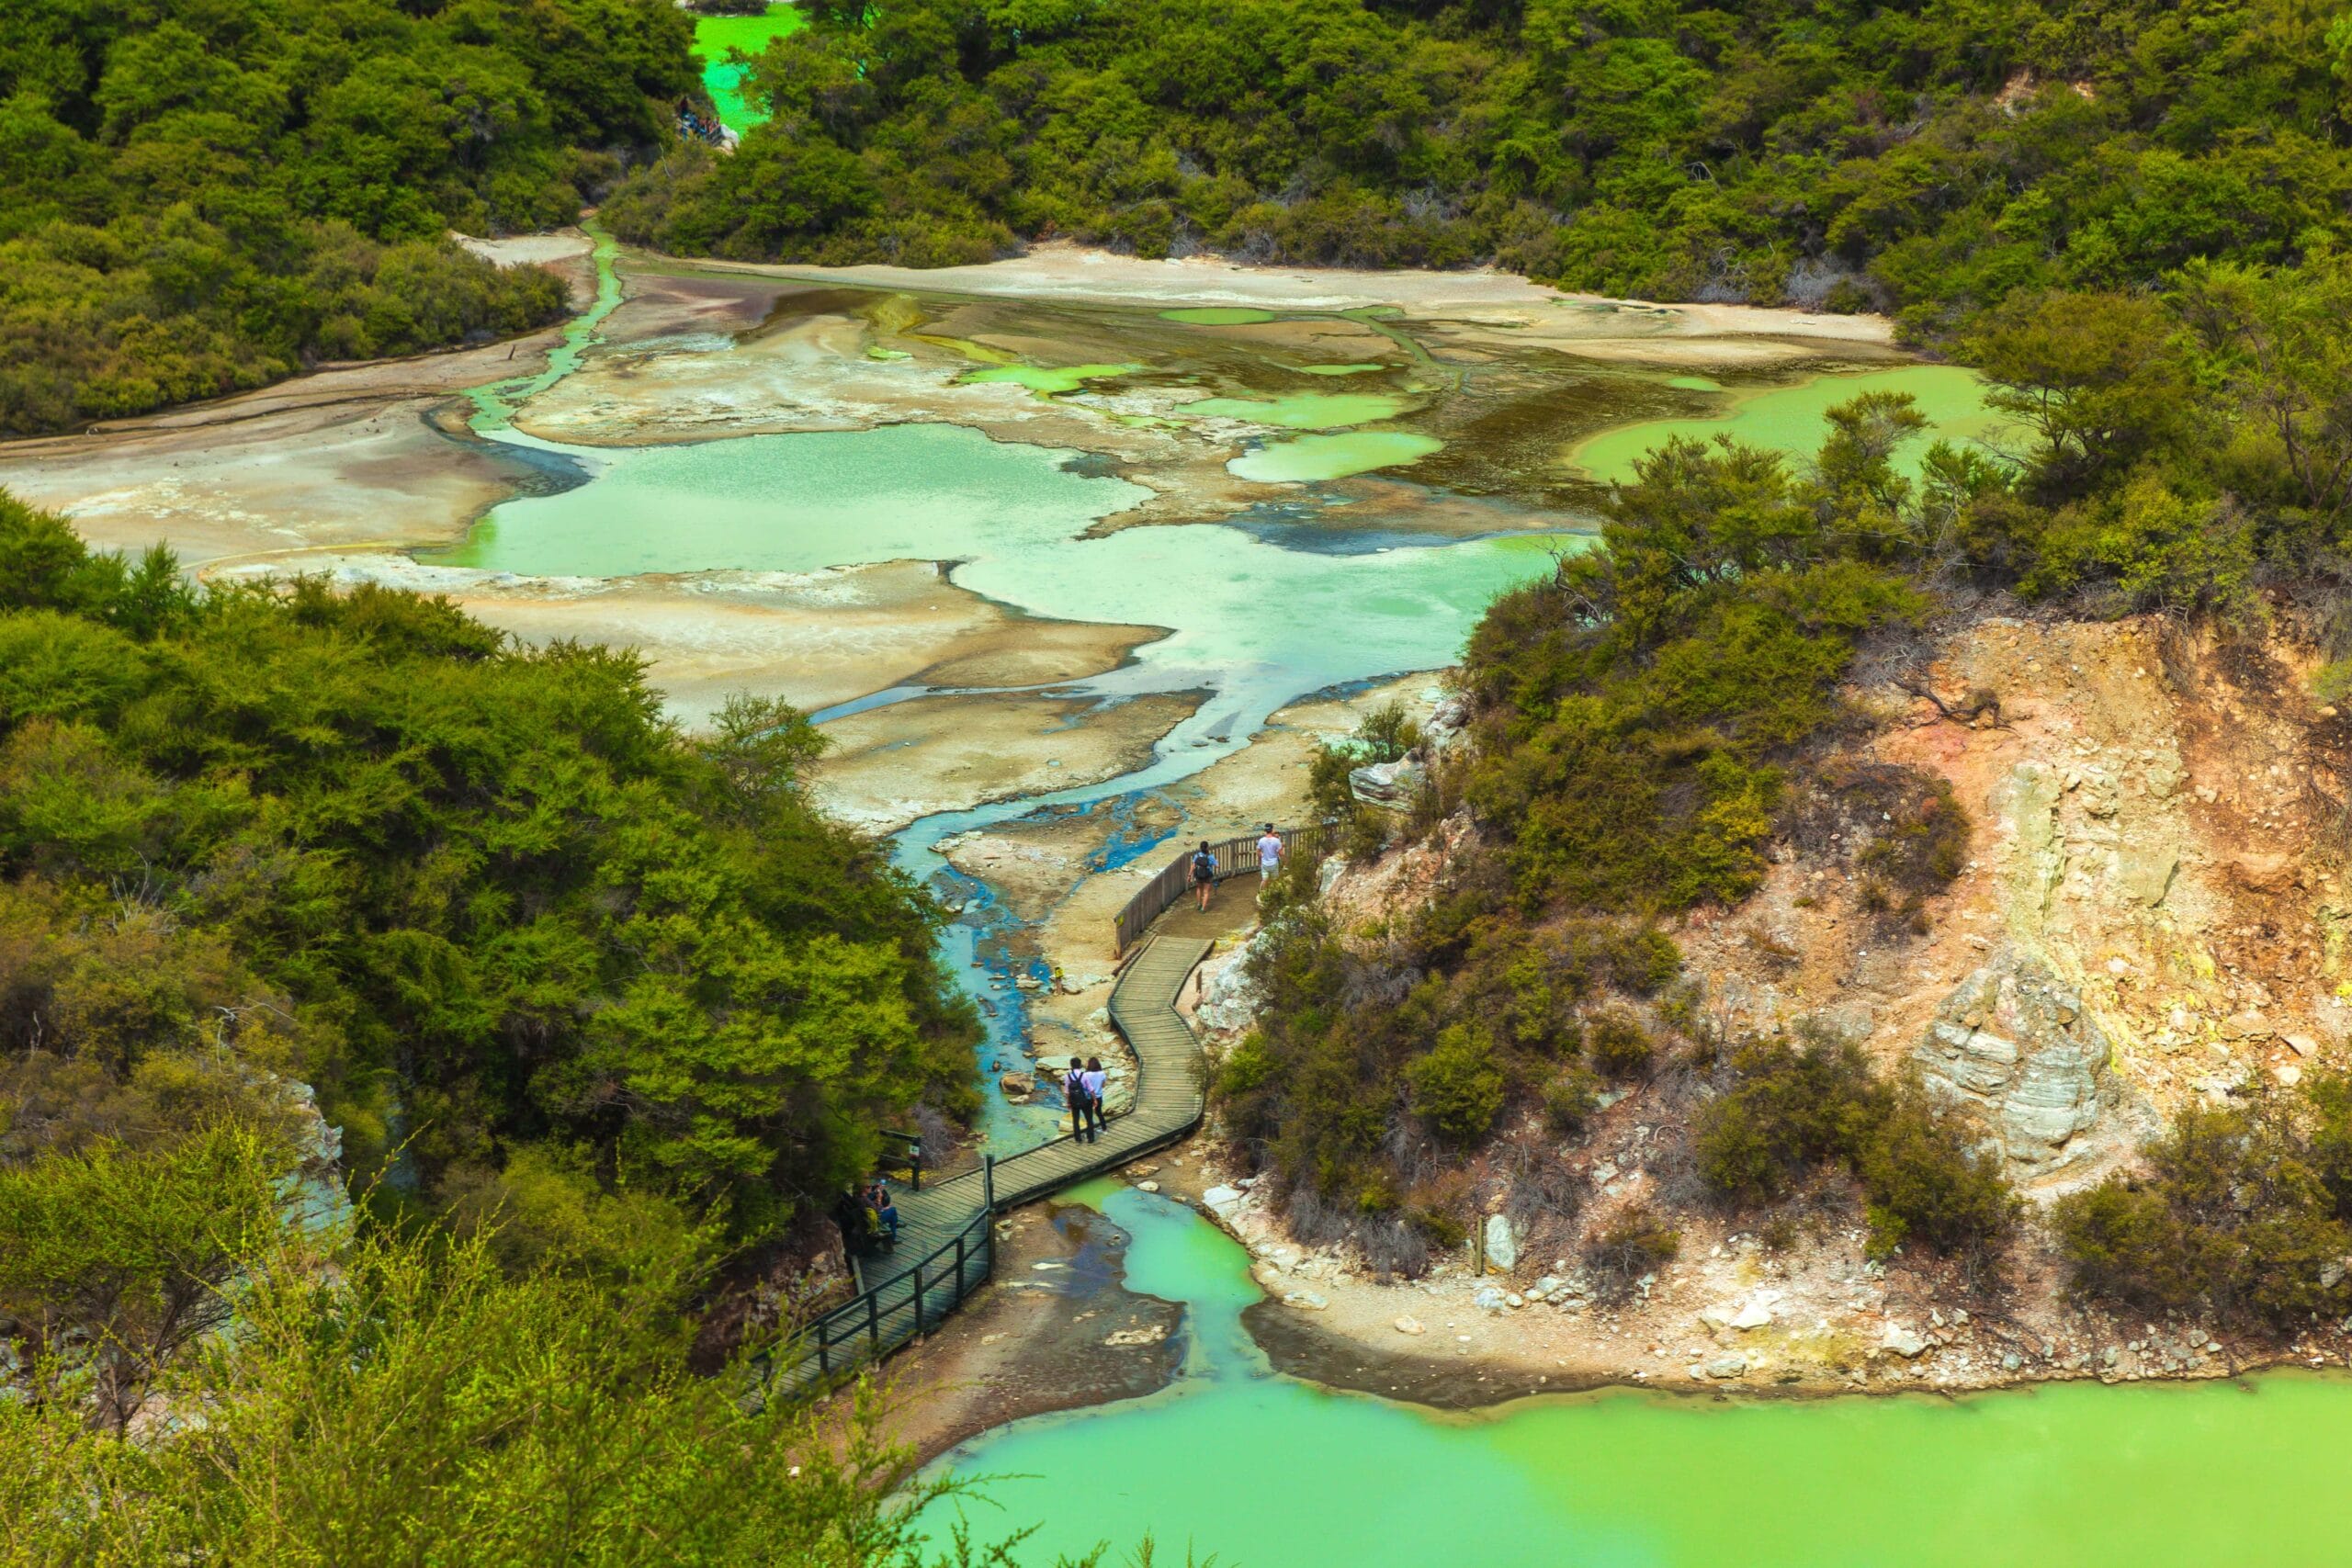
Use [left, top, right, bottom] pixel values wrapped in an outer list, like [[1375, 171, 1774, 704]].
[[770, 931, 1216, 1396]]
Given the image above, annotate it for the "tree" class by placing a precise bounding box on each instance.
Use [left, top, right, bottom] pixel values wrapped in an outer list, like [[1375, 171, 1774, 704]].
[[0, 1125, 289, 1433]]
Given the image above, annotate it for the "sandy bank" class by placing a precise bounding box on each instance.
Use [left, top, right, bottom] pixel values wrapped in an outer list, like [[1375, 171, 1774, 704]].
[[208, 555, 1162, 730], [694, 241, 1895, 348], [810, 691, 1206, 836]]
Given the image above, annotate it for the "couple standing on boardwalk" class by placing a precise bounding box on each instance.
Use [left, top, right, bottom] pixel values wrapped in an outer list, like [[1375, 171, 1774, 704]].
[[1064, 1055, 1108, 1142], [1189, 824, 1286, 912]]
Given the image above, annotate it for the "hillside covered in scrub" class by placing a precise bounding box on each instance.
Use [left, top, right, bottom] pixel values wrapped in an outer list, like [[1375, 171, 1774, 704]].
[[1201, 231, 2352, 1371], [616, 0, 2352, 340], [0, 0, 701, 434]]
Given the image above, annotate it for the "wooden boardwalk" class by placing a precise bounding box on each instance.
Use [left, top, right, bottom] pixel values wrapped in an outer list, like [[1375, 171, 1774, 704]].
[[775, 933, 1214, 1394]]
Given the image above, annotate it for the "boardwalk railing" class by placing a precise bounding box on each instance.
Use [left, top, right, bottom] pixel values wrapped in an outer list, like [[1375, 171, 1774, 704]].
[[1111, 824, 1333, 956], [765, 934, 1216, 1401], [774, 1158, 997, 1399]]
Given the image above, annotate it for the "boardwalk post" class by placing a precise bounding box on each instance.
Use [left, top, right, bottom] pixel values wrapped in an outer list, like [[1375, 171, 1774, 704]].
[[984, 1152, 996, 1213], [956, 1230, 967, 1294], [866, 1287, 879, 1350], [912, 1260, 926, 1336]]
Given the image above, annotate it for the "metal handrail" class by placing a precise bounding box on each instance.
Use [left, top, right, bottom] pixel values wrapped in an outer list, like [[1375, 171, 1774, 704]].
[[1110, 823, 1333, 955]]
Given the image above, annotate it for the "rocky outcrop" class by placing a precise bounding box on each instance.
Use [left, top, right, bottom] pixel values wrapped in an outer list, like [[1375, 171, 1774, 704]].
[[1350, 757, 1426, 808], [1913, 948, 2128, 1188]]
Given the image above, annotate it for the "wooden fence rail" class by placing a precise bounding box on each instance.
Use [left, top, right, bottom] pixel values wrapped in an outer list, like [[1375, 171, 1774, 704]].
[[1111, 823, 1333, 956]]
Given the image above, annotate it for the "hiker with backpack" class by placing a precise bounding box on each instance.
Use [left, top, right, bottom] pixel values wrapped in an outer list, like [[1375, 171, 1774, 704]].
[[1190, 840, 1217, 910], [1065, 1056, 1101, 1144]]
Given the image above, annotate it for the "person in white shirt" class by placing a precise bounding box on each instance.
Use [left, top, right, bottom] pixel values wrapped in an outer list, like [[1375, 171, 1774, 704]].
[[1080, 1057, 1107, 1141], [1257, 824, 1284, 888]]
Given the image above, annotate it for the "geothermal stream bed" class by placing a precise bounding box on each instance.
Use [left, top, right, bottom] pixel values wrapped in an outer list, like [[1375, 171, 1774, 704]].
[[14, 211, 2352, 1562]]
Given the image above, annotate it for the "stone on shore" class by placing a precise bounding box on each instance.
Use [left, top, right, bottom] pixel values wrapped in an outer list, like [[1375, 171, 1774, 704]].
[[1395, 1314, 1426, 1336], [1484, 1213, 1519, 1272]]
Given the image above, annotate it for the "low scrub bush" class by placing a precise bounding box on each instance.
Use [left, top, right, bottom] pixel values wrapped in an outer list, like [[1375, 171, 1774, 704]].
[[2052, 1083, 2352, 1332]]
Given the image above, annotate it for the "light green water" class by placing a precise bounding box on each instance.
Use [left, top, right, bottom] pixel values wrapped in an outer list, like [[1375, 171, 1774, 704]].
[[927, 1186, 2352, 1568], [1296, 362, 1390, 376], [1179, 392, 1411, 429], [1229, 430, 1445, 482], [959, 363, 1141, 395], [427, 423, 1551, 726], [1160, 307, 1279, 325], [464, 226, 625, 433], [693, 5, 805, 132], [1564, 365, 2010, 485]]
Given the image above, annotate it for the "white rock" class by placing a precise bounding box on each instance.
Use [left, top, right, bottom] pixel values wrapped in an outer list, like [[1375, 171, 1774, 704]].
[[1283, 1290, 1329, 1311], [1730, 1298, 1776, 1331], [1395, 1314, 1427, 1336], [1136, 1180, 1160, 1192], [1484, 1213, 1519, 1272], [1202, 1184, 1245, 1218], [1884, 1326, 1928, 1358], [1474, 1285, 1510, 1313], [2287, 1032, 2321, 1057], [1504, 1292, 1526, 1309]]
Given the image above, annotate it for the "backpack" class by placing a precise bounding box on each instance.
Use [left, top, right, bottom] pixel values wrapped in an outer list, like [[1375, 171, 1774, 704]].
[[1192, 850, 1216, 879], [1066, 1067, 1089, 1101]]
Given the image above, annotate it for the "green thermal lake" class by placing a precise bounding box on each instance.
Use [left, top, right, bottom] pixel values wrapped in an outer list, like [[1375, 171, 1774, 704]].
[[692, 5, 804, 132], [430, 423, 1555, 722], [926, 1184, 2352, 1568], [1564, 365, 2011, 484]]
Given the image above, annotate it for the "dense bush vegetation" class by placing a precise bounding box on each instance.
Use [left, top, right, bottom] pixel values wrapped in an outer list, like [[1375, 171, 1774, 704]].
[[1217, 874, 1680, 1268], [0, 493, 978, 1250], [611, 0, 2351, 333], [0, 1136, 1088, 1566], [0, 0, 701, 433], [2052, 1076, 2352, 1332], [1694, 1033, 2017, 1266]]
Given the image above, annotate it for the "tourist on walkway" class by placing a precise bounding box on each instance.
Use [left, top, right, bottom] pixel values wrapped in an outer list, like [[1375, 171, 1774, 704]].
[[1081, 1056, 1108, 1140], [1257, 823, 1284, 889], [865, 1179, 899, 1244], [1191, 840, 1217, 910], [1065, 1056, 1098, 1144]]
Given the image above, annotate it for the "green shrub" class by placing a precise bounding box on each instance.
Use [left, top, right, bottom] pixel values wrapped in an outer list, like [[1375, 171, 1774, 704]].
[[2052, 1095, 2352, 1330], [1858, 1087, 2018, 1263], [1692, 1036, 1884, 1206], [1585, 1202, 1680, 1302], [1405, 1023, 1507, 1144], [1542, 1068, 1601, 1134], [1583, 1008, 1654, 1078]]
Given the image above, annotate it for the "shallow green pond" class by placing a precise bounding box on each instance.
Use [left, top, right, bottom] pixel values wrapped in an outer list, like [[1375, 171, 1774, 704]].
[[693, 4, 805, 132], [1229, 430, 1445, 482], [926, 1185, 2352, 1568], [428, 423, 1550, 723], [959, 363, 1141, 395], [1179, 391, 1412, 430], [1563, 365, 2011, 484], [1160, 307, 1279, 325]]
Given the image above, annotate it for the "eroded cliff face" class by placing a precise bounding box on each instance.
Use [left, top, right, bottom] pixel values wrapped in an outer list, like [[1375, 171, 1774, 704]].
[[1193, 610, 2352, 1392], [1684, 611, 2347, 1187]]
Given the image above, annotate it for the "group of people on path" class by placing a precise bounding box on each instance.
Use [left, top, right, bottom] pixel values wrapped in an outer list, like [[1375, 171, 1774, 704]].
[[832, 1179, 899, 1258], [1064, 1056, 1107, 1143], [1189, 823, 1286, 911]]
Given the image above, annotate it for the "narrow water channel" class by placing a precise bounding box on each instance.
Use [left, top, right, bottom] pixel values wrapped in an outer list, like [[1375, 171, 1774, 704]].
[[440, 238, 2352, 1566]]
